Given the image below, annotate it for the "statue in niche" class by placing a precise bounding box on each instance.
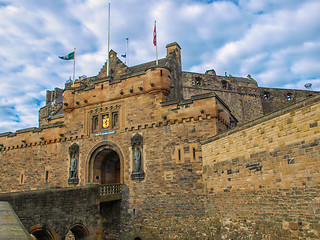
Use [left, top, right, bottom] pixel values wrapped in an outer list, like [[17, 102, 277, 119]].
[[68, 143, 79, 184], [134, 147, 141, 172], [131, 133, 145, 179], [69, 154, 77, 179]]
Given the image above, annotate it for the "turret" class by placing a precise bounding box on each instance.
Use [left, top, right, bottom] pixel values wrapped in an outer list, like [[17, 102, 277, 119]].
[[63, 88, 75, 113], [145, 66, 171, 96]]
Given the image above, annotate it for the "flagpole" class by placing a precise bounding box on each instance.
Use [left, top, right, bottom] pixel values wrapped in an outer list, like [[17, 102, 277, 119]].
[[107, 2, 110, 77], [126, 37, 129, 66], [155, 21, 158, 65], [73, 48, 76, 87]]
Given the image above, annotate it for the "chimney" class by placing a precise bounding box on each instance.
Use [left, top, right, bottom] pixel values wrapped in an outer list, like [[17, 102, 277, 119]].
[[166, 42, 181, 58], [46, 90, 53, 105]]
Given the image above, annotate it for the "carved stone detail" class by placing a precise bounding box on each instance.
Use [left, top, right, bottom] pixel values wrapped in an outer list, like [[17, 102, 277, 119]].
[[131, 133, 145, 180], [68, 143, 79, 184], [131, 133, 143, 147]]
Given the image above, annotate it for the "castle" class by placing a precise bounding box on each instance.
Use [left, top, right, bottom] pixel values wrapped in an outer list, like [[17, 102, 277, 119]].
[[0, 42, 319, 239]]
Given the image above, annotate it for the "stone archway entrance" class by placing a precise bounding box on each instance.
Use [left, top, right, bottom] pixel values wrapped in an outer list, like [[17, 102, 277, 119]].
[[87, 141, 123, 202], [30, 225, 56, 240], [92, 149, 120, 184], [87, 142, 123, 237], [88, 142, 123, 184], [65, 224, 89, 240]]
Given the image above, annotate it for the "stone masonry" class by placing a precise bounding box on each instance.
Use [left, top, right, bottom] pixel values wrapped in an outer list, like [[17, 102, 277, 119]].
[[0, 42, 319, 239], [202, 95, 320, 239]]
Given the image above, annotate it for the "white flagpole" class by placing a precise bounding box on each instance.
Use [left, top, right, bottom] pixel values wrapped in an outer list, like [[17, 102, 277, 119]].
[[107, 2, 110, 77], [126, 37, 129, 66], [73, 48, 76, 87], [154, 21, 158, 65]]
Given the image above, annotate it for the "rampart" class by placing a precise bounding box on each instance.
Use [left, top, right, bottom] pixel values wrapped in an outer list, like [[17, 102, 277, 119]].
[[0, 185, 101, 239], [202, 95, 320, 239]]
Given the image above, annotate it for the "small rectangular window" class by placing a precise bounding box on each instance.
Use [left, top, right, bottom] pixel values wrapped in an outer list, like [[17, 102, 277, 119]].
[[193, 148, 196, 161], [45, 171, 49, 183], [20, 174, 24, 184], [113, 112, 119, 128], [178, 149, 181, 161], [92, 116, 99, 132]]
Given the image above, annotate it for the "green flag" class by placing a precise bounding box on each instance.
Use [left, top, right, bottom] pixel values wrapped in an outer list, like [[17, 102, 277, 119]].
[[59, 51, 74, 60]]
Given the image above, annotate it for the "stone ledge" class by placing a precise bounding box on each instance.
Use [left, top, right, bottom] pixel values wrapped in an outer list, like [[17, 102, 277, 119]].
[[0, 202, 32, 240], [131, 171, 145, 180]]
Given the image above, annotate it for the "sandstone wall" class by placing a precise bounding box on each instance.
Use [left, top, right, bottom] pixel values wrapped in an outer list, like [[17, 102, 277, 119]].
[[202, 95, 320, 239], [260, 87, 319, 115], [182, 72, 264, 124], [117, 116, 219, 239], [0, 89, 227, 239], [0, 185, 101, 239]]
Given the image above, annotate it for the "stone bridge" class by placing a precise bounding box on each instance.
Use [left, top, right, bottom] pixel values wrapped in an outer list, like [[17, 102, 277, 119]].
[[0, 184, 123, 239]]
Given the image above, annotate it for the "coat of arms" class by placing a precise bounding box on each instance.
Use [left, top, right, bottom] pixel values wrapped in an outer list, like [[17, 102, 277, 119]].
[[103, 115, 109, 128]]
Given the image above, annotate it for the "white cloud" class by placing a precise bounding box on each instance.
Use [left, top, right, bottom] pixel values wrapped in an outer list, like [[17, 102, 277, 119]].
[[291, 59, 320, 77]]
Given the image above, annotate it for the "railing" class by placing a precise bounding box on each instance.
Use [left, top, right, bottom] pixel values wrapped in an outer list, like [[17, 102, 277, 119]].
[[100, 183, 122, 202]]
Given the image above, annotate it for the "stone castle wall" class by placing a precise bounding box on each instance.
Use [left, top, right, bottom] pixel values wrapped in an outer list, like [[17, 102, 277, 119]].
[[0, 84, 227, 239], [182, 72, 264, 124], [260, 87, 319, 115], [0, 94, 226, 239], [0, 185, 101, 239], [118, 117, 217, 239], [1, 41, 319, 239], [202, 95, 320, 239]]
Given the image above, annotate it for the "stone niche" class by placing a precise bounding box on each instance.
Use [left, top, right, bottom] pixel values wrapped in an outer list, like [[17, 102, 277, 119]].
[[68, 143, 79, 184], [131, 133, 145, 180]]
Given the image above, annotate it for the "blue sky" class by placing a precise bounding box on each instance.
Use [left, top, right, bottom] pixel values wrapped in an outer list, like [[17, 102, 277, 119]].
[[0, 0, 320, 133]]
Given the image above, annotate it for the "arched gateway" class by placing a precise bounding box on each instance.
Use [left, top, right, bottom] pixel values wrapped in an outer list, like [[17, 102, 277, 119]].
[[65, 224, 90, 240], [30, 224, 57, 240], [87, 141, 124, 185]]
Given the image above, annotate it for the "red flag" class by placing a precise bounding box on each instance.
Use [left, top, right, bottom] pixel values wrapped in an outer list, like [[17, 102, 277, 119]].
[[153, 21, 157, 46]]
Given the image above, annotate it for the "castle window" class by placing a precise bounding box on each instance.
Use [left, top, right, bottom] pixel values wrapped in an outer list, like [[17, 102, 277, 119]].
[[287, 93, 292, 101], [92, 116, 99, 132], [192, 148, 196, 161], [113, 112, 119, 128], [263, 91, 270, 100], [20, 174, 24, 184], [178, 149, 181, 161], [45, 171, 49, 183], [195, 77, 202, 86], [221, 80, 227, 89]]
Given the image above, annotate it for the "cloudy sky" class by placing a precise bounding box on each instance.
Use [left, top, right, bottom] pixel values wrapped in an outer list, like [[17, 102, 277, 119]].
[[0, 0, 319, 133]]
